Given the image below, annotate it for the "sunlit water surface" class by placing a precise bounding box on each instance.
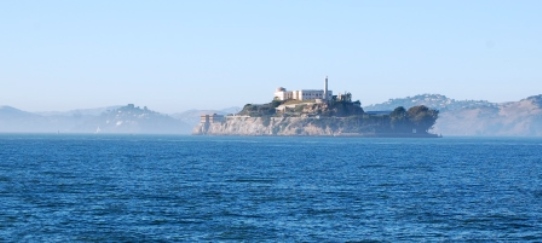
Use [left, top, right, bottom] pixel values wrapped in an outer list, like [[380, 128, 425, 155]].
[[1, 135, 541, 242]]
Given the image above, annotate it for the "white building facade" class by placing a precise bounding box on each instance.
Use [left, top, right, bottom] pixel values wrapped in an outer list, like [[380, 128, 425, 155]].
[[274, 77, 333, 101]]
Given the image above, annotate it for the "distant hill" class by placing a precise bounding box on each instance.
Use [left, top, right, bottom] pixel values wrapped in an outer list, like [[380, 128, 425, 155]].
[[434, 95, 542, 136], [93, 104, 191, 134], [0, 106, 49, 132], [364, 94, 542, 136], [0, 106, 37, 117], [364, 94, 496, 112], [36, 106, 122, 117], [0, 104, 191, 134]]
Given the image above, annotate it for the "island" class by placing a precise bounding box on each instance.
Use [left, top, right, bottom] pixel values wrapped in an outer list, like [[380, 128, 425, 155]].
[[194, 77, 439, 137]]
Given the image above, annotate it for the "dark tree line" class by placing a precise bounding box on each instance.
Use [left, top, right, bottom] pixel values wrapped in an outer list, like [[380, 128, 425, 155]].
[[390, 105, 439, 133]]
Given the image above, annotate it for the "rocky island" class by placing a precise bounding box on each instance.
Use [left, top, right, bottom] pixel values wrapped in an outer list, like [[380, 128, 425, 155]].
[[194, 77, 439, 137]]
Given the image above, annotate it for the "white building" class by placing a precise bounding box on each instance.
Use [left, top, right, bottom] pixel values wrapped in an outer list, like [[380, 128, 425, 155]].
[[274, 77, 333, 101]]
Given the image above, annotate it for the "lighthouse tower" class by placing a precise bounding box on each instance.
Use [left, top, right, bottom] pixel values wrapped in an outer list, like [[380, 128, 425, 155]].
[[324, 76, 329, 101]]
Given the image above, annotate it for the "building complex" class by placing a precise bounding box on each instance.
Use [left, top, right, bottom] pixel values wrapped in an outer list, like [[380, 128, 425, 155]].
[[274, 76, 333, 101], [201, 76, 360, 123]]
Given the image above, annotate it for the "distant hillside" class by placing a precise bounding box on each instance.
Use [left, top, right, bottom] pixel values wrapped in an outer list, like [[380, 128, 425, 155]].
[[0, 105, 31, 117], [0, 106, 36, 117], [0, 104, 191, 134], [93, 104, 190, 134], [36, 106, 122, 117], [0, 106, 49, 132], [365, 94, 542, 136], [364, 94, 496, 112], [434, 95, 542, 136]]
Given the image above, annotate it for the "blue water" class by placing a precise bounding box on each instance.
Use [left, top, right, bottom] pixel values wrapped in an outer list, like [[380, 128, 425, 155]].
[[1, 135, 541, 242]]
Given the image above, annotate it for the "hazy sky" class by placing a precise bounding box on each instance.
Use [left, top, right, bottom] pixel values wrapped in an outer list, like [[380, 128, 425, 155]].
[[1, 1, 541, 113]]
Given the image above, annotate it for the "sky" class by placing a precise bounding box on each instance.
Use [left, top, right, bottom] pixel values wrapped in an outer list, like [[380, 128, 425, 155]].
[[1, 1, 541, 113]]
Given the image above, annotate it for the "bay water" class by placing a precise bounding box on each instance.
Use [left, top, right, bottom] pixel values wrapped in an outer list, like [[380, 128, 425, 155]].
[[1, 135, 541, 242]]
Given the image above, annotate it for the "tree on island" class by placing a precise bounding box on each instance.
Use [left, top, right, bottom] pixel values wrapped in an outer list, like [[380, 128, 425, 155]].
[[389, 105, 439, 134], [407, 105, 439, 133], [390, 106, 410, 132]]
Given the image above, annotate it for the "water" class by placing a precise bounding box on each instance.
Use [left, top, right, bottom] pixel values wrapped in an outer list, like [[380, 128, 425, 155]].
[[1, 135, 541, 242]]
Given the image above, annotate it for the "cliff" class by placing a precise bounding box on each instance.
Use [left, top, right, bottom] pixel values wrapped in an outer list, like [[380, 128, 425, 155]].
[[194, 115, 438, 137], [196, 117, 364, 136]]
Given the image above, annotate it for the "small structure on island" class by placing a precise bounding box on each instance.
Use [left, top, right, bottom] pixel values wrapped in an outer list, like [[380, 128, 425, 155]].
[[336, 92, 352, 102], [324, 76, 329, 101], [200, 113, 225, 123], [198, 113, 225, 134]]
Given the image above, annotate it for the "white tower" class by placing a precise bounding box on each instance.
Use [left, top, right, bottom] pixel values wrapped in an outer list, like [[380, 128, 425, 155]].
[[324, 76, 329, 101]]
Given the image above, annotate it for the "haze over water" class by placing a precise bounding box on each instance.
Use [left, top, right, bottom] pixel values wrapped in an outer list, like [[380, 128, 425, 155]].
[[1, 135, 541, 241]]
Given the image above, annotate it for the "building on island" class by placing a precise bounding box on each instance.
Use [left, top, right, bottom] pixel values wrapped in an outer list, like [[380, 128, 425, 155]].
[[274, 76, 333, 101], [336, 92, 352, 102], [274, 77, 361, 114], [200, 113, 224, 123]]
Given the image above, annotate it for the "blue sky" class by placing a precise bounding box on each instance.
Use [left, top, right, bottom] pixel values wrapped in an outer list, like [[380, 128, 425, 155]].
[[1, 1, 541, 113]]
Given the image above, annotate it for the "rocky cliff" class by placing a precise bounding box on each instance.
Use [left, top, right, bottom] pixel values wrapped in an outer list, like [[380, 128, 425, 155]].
[[193, 115, 437, 137], [194, 117, 370, 136]]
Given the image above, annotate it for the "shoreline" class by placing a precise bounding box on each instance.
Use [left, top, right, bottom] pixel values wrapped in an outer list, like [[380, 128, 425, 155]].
[[193, 133, 442, 138]]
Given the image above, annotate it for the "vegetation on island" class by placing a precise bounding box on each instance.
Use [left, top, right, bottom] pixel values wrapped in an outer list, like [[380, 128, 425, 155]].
[[236, 98, 439, 135], [239, 96, 364, 117], [389, 106, 439, 134]]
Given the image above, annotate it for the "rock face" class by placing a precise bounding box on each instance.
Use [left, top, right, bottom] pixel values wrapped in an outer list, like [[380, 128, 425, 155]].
[[194, 117, 373, 136], [194, 116, 438, 137]]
